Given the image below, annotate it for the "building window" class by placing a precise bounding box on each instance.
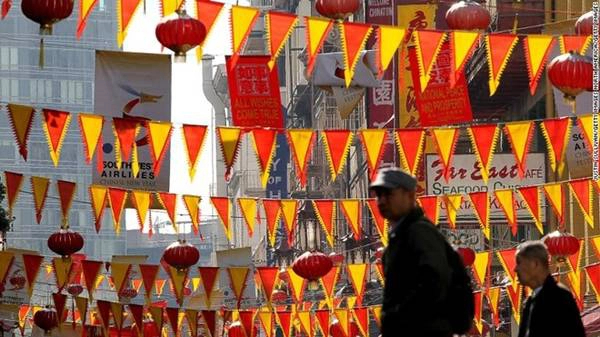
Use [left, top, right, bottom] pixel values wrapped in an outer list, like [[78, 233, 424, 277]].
[[10, 48, 17, 70], [1, 78, 9, 99]]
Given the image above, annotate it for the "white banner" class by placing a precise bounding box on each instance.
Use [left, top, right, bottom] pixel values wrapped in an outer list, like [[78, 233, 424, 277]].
[[93, 50, 172, 191], [425, 153, 546, 222]]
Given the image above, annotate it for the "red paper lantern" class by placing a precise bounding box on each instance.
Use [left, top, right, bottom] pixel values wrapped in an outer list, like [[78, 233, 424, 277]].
[[547, 51, 593, 105], [543, 230, 580, 262], [575, 11, 594, 36], [67, 284, 84, 296], [375, 247, 384, 261], [330, 319, 345, 337], [21, 0, 74, 35], [162, 240, 200, 271], [155, 9, 206, 63], [315, 0, 360, 20], [445, 0, 491, 31], [47, 229, 84, 258], [228, 321, 245, 337], [329, 252, 344, 266], [292, 251, 333, 282], [457, 247, 476, 266], [119, 287, 138, 299], [9, 275, 26, 289], [350, 320, 360, 337], [272, 289, 287, 303], [33, 307, 58, 334]]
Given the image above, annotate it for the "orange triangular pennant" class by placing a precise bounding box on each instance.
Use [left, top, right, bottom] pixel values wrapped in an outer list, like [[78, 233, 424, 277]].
[[304, 17, 333, 76], [216, 126, 243, 180], [485, 34, 519, 95], [320, 266, 340, 305], [540, 117, 571, 175], [543, 182, 566, 227], [523, 35, 555, 95], [228, 267, 249, 308], [263, 199, 282, 247], [443, 194, 462, 230], [517, 186, 543, 234], [198, 267, 219, 308], [6, 104, 35, 160], [112, 117, 141, 173], [238, 198, 258, 237], [569, 179, 594, 227], [251, 128, 278, 188], [346, 264, 368, 306], [56, 180, 76, 227], [504, 121, 535, 178], [339, 22, 373, 87], [322, 130, 353, 181], [30, 176, 50, 224], [413, 30, 447, 92], [559, 35, 592, 54], [287, 129, 315, 188], [146, 121, 173, 176], [506, 284, 522, 324], [468, 192, 490, 239], [211, 196, 231, 241], [466, 124, 500, 184], [78, 113, 104, 164], [315, 310, 330, 337], [340, 199, 361, 240], [266, 11, 298, 69], [394, 128, 426, 176], [107, 188, 128, 234], [312, 200, 336, 248], [353, 307, 369, 337], [366, 199, 388, 246], [41, 109, 72, 167], [280, 200, 298, 245], [431, 128, 459, 182], [183, 194, 201, 235], [494, 189, 518, 236], [586, 264, 600, 304], [358, 129, 388, 181]]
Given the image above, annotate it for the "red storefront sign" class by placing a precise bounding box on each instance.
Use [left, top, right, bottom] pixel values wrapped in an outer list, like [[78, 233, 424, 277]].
[[226, 55, 284, 128], [408, 41, 473, 127]]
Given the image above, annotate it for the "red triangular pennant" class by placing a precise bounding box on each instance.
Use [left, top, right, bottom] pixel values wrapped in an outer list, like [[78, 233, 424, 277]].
[[166, 307, 180, 335], [81, 260, 103, 300], [257, 266, 279, 305], [201, 310, 217, 337], [394, 128, 426, 176], [139, 264, 160, 301], [276, 311, 293, 337], [41, 109, 72, 167], [485, 34, 519, 95], [339, 22, 373, 87], [366, 199, 388, 246], [52, 293, 67, 323], [6, 104, 35, 160], [518, 186, 543, 234], [468, 192, 490, 240], [129, 304, 145, 335], [315, 310, 330, 337], [181, 124, 207, 180], [540, 117, 571, 175], [107, 187, 128, 234], [569, 179, 594, 227], [56, 180, 76, 226], [418, 195, 440, 224], [4, 171, 23, 217], [312, 200, 336, 248], [467, 124, 500, 184], [413, 30, 447, 92], [22, 254, 43, 298], [322, 130, 353, 181], [157, 192, 178, 229], [96, 300, 111, 330], [197, 267, 219, 307], [263, 199, 282, 247]]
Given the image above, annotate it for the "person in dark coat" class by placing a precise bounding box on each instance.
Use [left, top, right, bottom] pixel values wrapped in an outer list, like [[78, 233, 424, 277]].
[[370, 167, 453, 337], [515, 240, 585, 337]]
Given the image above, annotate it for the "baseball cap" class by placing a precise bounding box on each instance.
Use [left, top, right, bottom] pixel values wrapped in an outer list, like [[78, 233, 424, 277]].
[[369, 167, 417, 191]]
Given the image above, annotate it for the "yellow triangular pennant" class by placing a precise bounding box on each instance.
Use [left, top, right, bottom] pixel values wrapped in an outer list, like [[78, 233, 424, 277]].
[[304, 17, 333, 75], [431, 128, 459, 182], [238, 198, 258, 237], [228, 267, 250, 308], [444, 194, 462, 229], [543, 183, 566, 226], [216, 126, 243, 179], [52, 257, 73, 289], [449, 31, 479, 86], [111, 263, 131, 294], [523, 35, 555, 95], [78, 113, 104, 163], [346, 264, 368, 305], [377, 25, 406, 77], [495, 189, 517, 236], [358, 129, 388, 181], [230, 6, 259, 59], [472, 251, 490, 286], [131, 190, 150, 230], [258, 311, 274, 337], [183, 194, 201, 235], [334, 309, 349, 337], [146, 121, 173, 175], [504, 121, 535, 178]]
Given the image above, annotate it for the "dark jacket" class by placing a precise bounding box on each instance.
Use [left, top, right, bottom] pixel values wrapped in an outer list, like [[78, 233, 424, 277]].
[[518, 275, 585, 337], [381, 206, 453, 337]]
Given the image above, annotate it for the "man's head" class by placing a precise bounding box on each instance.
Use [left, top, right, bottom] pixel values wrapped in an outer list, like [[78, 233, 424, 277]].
[[369, 167, 417, 221], [515, 241, 550, 289]]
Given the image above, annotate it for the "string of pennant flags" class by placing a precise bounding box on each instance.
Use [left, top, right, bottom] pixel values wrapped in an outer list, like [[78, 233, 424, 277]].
[[6, 234, 600, 336], [1, 1, 593, 91], [3, 103, 598, 187], [4, 170, 599, 246]]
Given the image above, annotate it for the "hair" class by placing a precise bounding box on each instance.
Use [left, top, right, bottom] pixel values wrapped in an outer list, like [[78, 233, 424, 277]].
[[516, 240, 550, 269]]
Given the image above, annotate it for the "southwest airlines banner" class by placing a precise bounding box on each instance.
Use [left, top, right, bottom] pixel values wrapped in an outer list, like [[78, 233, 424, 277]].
[[93, 50, 172, 191]]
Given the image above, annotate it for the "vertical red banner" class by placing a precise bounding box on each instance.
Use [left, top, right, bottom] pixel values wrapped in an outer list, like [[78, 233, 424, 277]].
[[225, 55, 284, 128]]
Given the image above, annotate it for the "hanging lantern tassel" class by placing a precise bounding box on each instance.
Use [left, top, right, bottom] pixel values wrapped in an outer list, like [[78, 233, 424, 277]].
[[39, 38, 44, 69]]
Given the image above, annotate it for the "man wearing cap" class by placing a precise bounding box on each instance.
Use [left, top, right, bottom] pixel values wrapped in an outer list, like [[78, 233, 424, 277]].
[[370, 167, 453, 337]]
